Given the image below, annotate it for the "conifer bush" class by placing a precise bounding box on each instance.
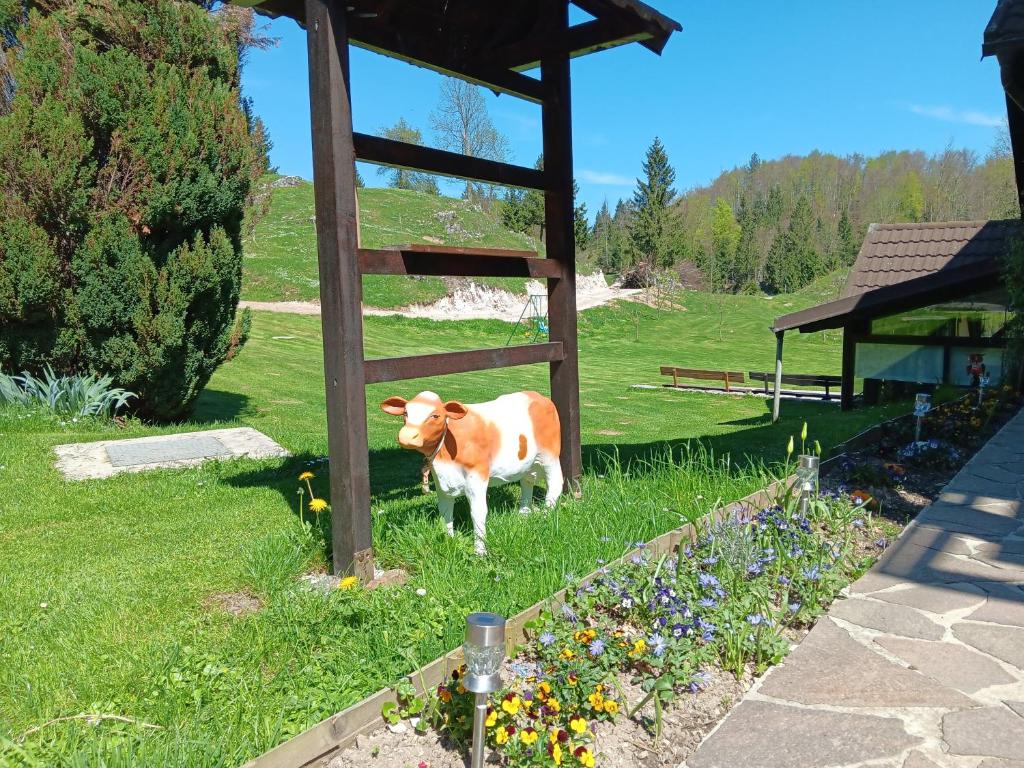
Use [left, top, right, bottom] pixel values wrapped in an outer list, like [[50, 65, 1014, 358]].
[[0, 0, 268, 420]]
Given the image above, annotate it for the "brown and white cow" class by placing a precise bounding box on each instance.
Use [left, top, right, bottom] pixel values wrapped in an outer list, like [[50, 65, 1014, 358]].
[[380, 390, 562, 554]]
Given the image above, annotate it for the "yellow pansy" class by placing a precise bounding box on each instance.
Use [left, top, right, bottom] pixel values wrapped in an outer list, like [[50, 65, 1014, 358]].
[[521, 728, 539, 745], [603, 699, 619, 715], [560, 647, 575, 660], [485, 708, 498, 728], [547, 697, 561, 713], [575, 746, 595, 768], [501, 695, 521, 716], [550, 742, 562, 765], [536, 681, 551, 700], [587, 691, 604, 710], [495, 726, 510, 745], [569, 715, 587, 735]]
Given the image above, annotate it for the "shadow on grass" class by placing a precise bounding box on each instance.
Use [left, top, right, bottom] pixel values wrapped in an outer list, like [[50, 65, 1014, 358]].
[[190, 389, 256, 424]]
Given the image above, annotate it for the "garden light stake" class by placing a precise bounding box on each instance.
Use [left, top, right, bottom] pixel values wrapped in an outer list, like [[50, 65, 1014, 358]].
[[797, 454, 819, 517], [463, 612, 506, 768]]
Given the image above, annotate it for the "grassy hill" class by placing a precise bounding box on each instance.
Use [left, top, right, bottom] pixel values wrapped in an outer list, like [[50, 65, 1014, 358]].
[[243, 180, 540, 306]]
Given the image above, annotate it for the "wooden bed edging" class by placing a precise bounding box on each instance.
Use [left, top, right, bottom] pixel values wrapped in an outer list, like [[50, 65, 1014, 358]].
[[240, 474, 797, 768]]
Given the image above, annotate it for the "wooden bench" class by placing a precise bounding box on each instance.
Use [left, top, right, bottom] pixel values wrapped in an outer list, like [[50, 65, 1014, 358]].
[[660, 366, 746, 392], [748, 371, 843, 401]]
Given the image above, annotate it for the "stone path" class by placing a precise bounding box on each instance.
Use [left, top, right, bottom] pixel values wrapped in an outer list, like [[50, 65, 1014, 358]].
[[54, 427, 289, 480], [687, 409, 1024, 768]]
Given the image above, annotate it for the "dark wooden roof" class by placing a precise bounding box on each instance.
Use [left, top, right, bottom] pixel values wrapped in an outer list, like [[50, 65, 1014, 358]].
[[984, 0, 1024, 57], [774, 220, 1019, 333], [229, 1, 680, 85]]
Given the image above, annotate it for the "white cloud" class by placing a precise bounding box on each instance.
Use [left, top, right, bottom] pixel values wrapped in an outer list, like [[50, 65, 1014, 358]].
[[578, 169, 634, 186], [906, 103, 1005, 128]]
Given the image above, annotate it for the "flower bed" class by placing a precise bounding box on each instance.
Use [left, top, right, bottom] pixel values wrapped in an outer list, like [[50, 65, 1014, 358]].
[[329, 484, 897, 768]]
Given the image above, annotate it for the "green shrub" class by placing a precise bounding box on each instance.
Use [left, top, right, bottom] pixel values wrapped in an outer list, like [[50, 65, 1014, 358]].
[[0, 1, 267, 420]]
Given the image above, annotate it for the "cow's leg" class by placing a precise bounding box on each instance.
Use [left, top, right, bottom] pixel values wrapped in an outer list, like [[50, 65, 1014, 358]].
[[518, 476, 536, 515], [438, 493, 455, 537], [538, 453, 563, 508], [465, 474, 489, 555]]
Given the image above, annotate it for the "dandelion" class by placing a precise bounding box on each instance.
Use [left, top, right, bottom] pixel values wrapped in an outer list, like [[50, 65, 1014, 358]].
[[338, 575, 358, 590], [309, 498, 329, 514], [299, 471, 314, 481], [539, 632, 556, 647]]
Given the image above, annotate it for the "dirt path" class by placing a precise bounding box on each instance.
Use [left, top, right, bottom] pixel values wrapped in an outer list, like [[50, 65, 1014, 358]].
[[240, 273, 642, 322]]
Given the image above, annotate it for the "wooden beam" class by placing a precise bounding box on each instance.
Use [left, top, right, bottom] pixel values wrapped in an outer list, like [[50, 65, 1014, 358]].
[[772, 330, 784, 423], [305, 0, 374, 581], [364, 343, 565, 385], [841, 325, 857, 411], [847, 333, 1006, 348], [498, 17, 649, 72], [358, 247, 562, 279], [1006, 92, 1024, 218], [353, 133, 546, 190], [542, 1, 582, 491]]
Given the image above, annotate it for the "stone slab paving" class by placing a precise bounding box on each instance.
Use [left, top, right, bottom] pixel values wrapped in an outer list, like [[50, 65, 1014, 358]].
[[54, 427, 290, 480], [686, 409, 1024, 768]]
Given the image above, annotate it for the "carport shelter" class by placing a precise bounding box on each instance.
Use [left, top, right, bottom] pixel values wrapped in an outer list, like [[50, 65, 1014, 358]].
[[228, 0, 680, 578]]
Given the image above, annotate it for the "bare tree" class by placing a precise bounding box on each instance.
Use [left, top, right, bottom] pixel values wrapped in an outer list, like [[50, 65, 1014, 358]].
[[429, 78, 509, 202]]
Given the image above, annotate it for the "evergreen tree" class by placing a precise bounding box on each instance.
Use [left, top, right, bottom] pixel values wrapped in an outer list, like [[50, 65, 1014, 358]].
[[764, 196, 822, 293], [733, 196, 761, 292], [591, 199, 615, 271], [376, 118, 439, 194], [0, 0, 268, 420], [836, 209, 858, 265], [610, 199, 635, 269], [630, 137, 678, 267], [573, 179, 589, 251]]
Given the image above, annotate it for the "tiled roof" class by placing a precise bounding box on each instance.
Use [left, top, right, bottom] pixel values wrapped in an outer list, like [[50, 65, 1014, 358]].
[[841, 220, 1020, 298], [774, 219, 1018, 334]]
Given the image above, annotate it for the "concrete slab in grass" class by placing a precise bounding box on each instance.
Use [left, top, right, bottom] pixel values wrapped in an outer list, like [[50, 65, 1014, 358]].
[[54, 427, 290, 480]]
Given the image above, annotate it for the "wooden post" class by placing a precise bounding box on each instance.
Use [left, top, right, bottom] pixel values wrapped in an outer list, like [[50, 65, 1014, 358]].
[[542, 0, 582, 493], [306, 0, 374, 581], [840, 324, 857, 411], [772, 330, 784, 423]]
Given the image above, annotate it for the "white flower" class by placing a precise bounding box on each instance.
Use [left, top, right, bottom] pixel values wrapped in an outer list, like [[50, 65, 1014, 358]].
[[39, 602, 48, 609], [415, 588, 427, 597]]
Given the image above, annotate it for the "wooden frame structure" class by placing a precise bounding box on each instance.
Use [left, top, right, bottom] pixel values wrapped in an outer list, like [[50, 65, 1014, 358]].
[[232, 0, 680, 577]]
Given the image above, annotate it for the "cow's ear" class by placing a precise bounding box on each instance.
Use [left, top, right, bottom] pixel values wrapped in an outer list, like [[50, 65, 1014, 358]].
[[444, 401, 468, 420], [380, 396, 408, 416]]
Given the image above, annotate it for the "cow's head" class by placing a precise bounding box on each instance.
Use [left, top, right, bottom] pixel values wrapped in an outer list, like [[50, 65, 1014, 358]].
[[380, 391, 468, 454]]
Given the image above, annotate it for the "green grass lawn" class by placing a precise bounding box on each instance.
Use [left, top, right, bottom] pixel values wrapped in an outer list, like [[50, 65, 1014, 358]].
[[1, 296, 912, 766], [243, 182, 541, 306]]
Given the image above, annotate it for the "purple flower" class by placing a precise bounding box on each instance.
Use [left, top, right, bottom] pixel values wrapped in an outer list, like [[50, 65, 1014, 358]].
[[788, 602, 801, 613], [851, 518, 864, 528], [621, 597, 634, 610], [701, 555, 719, 567], [588, 639, 605, 657], [630, 555, 644, 566], [801, 565, 821, 582], [561, 604, 578, 621], [539, 632, 555, 647], [698, 596, 718, 609], [688, 671, 711, 693], [671, 623, 689, 638], [746, 613, 769, 626], [746, 562, 763, 576], [698, 573, 720, 590], [875, 537, 888, 548], [777, 575, 790, 586], [648, 633, 668, 657]]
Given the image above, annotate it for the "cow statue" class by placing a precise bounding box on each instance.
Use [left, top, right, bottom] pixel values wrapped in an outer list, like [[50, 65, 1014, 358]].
[[380, 390, 563, 554]]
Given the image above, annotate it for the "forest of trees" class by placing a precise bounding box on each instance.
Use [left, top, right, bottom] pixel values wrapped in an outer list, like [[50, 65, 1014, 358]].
[[587, 135, 1019, 294]]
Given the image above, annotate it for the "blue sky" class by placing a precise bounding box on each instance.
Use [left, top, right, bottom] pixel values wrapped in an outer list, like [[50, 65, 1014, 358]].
[[241, 1, 1007, 219]]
